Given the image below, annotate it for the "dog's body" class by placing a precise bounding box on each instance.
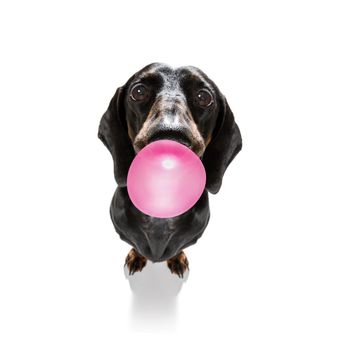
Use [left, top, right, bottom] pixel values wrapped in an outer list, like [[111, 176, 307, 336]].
[[99, 63, 242, 277]]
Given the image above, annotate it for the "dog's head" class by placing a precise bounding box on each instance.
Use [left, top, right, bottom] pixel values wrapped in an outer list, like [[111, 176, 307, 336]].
[[98, 63, 242, 194]]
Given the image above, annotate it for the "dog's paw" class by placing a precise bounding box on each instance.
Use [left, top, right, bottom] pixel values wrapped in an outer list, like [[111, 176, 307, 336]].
[[125, 248, 147, 275], [167, 251, 189, 278]]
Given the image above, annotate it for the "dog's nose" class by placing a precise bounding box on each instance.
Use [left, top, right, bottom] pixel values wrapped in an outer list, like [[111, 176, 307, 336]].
[[147, 128, 192, 148]]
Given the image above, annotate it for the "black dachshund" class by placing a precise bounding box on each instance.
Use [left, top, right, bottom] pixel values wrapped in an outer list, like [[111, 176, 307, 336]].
[[98, 63, 242, 277]]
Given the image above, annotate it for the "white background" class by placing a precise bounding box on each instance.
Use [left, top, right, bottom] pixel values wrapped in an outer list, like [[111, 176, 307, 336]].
[[0, 0, 349, 349]]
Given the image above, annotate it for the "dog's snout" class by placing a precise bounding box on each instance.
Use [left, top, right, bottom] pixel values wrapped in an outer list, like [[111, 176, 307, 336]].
[[133, 95, 207, 156]]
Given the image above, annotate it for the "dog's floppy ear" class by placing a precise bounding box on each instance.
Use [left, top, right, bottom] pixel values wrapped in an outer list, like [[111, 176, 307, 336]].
[[98, 86, 135, 187], [202, 94, 242, 194]]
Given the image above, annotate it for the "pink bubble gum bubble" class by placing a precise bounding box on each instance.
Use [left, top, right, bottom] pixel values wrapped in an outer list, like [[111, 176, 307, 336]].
[[127, 140, 206, 218]]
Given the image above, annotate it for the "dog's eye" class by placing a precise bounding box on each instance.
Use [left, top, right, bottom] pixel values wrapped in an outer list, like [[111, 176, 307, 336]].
[[194, 89, 213, 108], [130, 84, 149, 102]]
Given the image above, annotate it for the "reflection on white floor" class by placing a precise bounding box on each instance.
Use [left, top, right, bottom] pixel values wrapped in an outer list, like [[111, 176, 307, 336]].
[[125, 261, 189, 331]]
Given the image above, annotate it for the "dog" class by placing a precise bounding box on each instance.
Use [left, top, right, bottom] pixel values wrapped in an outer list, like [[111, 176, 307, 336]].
[[98, 63, 242, 277]]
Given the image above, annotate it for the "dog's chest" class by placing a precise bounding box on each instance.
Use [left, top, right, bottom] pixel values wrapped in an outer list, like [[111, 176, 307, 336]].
[[139, 215, 178, 236]]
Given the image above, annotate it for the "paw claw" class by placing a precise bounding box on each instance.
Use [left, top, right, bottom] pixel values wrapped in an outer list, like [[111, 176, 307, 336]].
[[167, 251, 189, 278], [125, 248, 147, 275]]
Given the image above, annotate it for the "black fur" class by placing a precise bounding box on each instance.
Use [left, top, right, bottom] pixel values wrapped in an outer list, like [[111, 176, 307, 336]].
[[98, 63, 242, 262]]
